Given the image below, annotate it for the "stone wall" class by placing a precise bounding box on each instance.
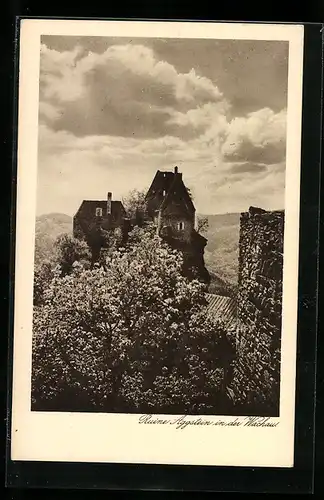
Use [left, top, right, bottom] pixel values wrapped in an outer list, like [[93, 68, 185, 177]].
[[231, 206, 284, 416], [161, 207, 193, 243]]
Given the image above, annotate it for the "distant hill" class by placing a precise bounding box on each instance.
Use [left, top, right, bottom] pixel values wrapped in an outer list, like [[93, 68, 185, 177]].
[[34, 213, 72, 266], [34, 211, 240, 292], [201, 212, 240, 287]]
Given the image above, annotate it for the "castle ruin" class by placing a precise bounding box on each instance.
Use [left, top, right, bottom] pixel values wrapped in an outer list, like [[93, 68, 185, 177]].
[[230, 206, 285, 416], [73, 167, 210, 284]]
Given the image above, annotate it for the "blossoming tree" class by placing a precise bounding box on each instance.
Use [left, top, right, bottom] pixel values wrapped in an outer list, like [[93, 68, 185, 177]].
[[32, 225, 232, 414]]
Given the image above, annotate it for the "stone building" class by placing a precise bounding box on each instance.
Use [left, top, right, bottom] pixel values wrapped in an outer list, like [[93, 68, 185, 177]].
[[144, 166, 210, 284], [230, 206, 285, 416], [73, 167, 210, 283], [73, 193, 130, 259]]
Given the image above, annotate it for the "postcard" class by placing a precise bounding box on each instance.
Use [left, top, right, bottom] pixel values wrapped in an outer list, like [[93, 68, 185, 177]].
[[10, 19, 304, 467]]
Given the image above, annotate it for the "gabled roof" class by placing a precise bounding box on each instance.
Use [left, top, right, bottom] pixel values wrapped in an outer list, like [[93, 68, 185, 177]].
[[160, 171, 195, 214], [75, 200, 126, 218], [145, 169, 195, 213], [145, 170, 175, 200]]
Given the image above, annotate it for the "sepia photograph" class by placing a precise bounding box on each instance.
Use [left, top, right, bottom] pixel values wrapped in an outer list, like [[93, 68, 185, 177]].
[[11, 20, 304, 467], [32, 34, 286, 417]]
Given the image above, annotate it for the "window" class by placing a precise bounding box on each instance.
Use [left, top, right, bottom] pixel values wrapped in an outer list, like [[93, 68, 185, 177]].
[[177, 221, 185, 231], [162, 190, 166, 196], [96, 207, 103, 217]]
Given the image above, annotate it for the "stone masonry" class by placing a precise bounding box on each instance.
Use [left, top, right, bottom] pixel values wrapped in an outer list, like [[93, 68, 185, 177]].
[[230, 206, 285, 416]]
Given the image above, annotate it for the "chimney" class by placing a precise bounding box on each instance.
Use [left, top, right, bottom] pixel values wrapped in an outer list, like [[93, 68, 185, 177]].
[[107, 192, 112, 215], [174, 165, 182, 179]]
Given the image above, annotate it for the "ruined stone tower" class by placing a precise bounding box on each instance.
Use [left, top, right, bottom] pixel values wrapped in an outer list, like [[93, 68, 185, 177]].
[[231, 206, 285, 416]]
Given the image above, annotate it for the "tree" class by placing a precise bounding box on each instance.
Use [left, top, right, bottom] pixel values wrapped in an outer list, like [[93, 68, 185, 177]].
[[97, 227, 124, 268], [33, 234, 92, 306], [32, 225, 230, 413], [197, 215, 209, 234], [33, 260, 56, 306], [122, 188, 148, 220], [54, 233, 92, 276]]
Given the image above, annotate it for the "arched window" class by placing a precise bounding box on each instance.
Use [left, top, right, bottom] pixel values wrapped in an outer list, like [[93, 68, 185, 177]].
[[162, 190, 166, 196], [177, 221, 185, 231]]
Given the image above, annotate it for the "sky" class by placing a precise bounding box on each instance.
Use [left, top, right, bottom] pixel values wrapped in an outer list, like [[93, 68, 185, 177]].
[[37, 35, 288, 216]]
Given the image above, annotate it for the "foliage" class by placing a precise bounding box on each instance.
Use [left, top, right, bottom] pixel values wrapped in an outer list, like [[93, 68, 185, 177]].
[[97, 227, 124, 267], [32, 226, 231, 413], [33, 260, 56, 306], [34, 210, 240, 294], [122, 188, 148, 219], [54, 233, 92, 276], [33, 233, 92, 306], [208, 271, 238, 298], [197, 215, 209, 234]]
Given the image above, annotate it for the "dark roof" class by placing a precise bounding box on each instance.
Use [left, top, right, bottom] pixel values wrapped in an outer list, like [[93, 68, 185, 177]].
[[205, 293, 237, 329], [146, 169, 195, 213], [75, 200, 126, 218], [145, 170, 176, 198], [160, 171, 195, 213]]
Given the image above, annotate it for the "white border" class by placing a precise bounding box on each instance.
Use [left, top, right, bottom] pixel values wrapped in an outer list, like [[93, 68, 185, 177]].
[[11, 20, 304, 467]]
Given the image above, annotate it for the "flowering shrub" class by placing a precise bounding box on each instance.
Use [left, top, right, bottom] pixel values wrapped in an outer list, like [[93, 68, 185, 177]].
[[32, 226, 231, 413], [33, 233, 92, 306]]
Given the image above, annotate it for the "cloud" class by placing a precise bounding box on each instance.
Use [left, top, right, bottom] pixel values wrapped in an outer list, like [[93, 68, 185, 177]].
[[222, 108, 286, 164], [37, 122, 286, 217], [166, 106, 286, 167], [41, 36, 289, 117], [39, 43, 225, 140], [203, 163, 286, 213], [40, 44, 85, 101], [37, 41, 287, 216], [39, 102, 62, 122], [167, 101, 230, 131], [228, 162, 268, 174]]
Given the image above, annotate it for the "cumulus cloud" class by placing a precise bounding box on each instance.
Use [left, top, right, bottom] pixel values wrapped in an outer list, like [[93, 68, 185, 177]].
[[167, 101, 230, 132], [37, 40, 288, 215], [40, 44, 85, 101], [39, 102, 62, 122], [37, 120, 285, 216], [39, 43, 225, 139], [222, 108, 286, 164]]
